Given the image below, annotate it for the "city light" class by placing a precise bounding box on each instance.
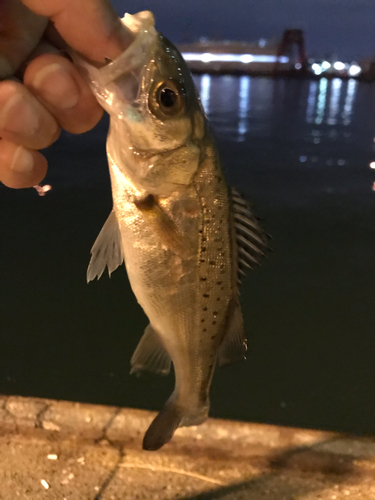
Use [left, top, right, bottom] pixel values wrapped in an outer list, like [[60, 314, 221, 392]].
[[321, 61, 331, 70], [311, 63, 322, 75], [370, 162, 375, 169], [182, 52, 289, 64], [240, 54, 254, 64], [348, 64, 362, 77], [333, 61, 345, 71]]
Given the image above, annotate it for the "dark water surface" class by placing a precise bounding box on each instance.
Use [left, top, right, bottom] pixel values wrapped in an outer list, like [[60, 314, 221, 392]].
[[1, 76, 375, 435]]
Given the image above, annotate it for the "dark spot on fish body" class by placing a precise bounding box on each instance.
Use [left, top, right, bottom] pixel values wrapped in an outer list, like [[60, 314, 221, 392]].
[[203, 293, 209, 298], [203, 307, 208, 311], [209, 261, 216, 266], [200, 277, 207, 282]]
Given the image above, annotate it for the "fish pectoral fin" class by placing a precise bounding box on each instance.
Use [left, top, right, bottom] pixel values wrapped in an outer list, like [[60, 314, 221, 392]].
[[130, 323, 172, 376], [218, 297, 247, 366], [87, 211, 124, 283], [134, 194, 194, 258]]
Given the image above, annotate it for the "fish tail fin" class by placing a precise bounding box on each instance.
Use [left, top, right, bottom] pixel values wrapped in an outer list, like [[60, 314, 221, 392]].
[[143, 394, 182, 451], [143, 394, 209, 451]]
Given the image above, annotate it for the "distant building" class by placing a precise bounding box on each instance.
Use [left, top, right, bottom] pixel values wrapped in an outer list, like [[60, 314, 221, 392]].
[[179, 30, 307, 75]]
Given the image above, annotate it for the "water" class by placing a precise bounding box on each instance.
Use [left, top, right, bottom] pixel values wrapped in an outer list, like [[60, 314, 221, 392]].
[[1, 75, 375, 435]]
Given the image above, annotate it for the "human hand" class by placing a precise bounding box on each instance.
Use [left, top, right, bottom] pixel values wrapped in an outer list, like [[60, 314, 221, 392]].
[[0, 0, 133, 188]]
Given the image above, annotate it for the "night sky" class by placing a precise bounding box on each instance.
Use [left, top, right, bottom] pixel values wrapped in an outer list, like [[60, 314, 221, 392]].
[[111, 0, 375, 62]]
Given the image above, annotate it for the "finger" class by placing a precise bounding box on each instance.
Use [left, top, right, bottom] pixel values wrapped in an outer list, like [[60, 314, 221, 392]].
[[0, 138, 47, 188], [21, 0, 134, 63], [24, 53, 103, 134], [0, 80, 60, 150], [0, 0, 47, 78]]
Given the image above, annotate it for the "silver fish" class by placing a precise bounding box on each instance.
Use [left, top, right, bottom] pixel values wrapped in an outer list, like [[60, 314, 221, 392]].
[[77, 11, 267, 450]]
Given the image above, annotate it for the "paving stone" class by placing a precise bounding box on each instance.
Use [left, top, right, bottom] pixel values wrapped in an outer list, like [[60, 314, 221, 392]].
[[0, 396, 373, 500]]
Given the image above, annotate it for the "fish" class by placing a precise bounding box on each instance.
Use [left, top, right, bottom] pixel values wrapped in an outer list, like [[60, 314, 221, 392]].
[[76, 11, 268, 451]]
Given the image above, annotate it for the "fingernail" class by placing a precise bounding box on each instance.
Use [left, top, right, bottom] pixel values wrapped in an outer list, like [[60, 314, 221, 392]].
[[32, 63, 80, 110], [0, 93, 39, 136], [10, 146, 34, 174]]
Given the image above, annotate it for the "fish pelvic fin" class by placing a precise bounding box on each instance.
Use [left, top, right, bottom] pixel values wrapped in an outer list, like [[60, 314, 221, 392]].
[[143, 394, 209, 451], [87, 211, 123, 282]]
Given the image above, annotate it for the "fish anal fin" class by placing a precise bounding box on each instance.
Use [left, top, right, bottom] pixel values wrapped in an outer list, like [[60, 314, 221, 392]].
[[130, 324, 171, 376], [87, 211, 124, 283], [218, 298, 247, 366]]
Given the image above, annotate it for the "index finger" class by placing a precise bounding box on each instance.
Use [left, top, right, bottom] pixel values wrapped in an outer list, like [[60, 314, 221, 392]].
[[0, 0, 47, 78], [21, 0, 134, 63]]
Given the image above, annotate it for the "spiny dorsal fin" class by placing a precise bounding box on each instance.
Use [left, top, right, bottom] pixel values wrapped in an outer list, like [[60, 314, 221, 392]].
[[87, 211, 124, 282], [218, 297, 247, 365], [130, 324, 171, 376], [230, 187, 268, 282]]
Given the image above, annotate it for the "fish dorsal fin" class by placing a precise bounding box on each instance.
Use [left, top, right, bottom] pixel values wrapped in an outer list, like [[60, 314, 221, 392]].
[[230, 187, 268, 283], [218, 298, 247, 366], [130, 324, 172, 375], [87, 211, 124, 283]]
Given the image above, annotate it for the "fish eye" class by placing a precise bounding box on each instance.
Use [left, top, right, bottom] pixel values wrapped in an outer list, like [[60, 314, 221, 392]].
[[149, 80, 185, 118], [159, 87, 177, 108]]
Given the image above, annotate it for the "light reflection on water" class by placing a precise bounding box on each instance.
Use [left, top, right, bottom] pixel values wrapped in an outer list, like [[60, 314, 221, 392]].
[[195, 74, 358, 131], [237, 75, 251, 142], [199, 74, 211, 115], [193, 74, 375, 191]]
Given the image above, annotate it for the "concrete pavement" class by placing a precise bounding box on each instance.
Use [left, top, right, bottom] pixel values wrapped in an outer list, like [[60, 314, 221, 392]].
[[0, 395, 374, 499]]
